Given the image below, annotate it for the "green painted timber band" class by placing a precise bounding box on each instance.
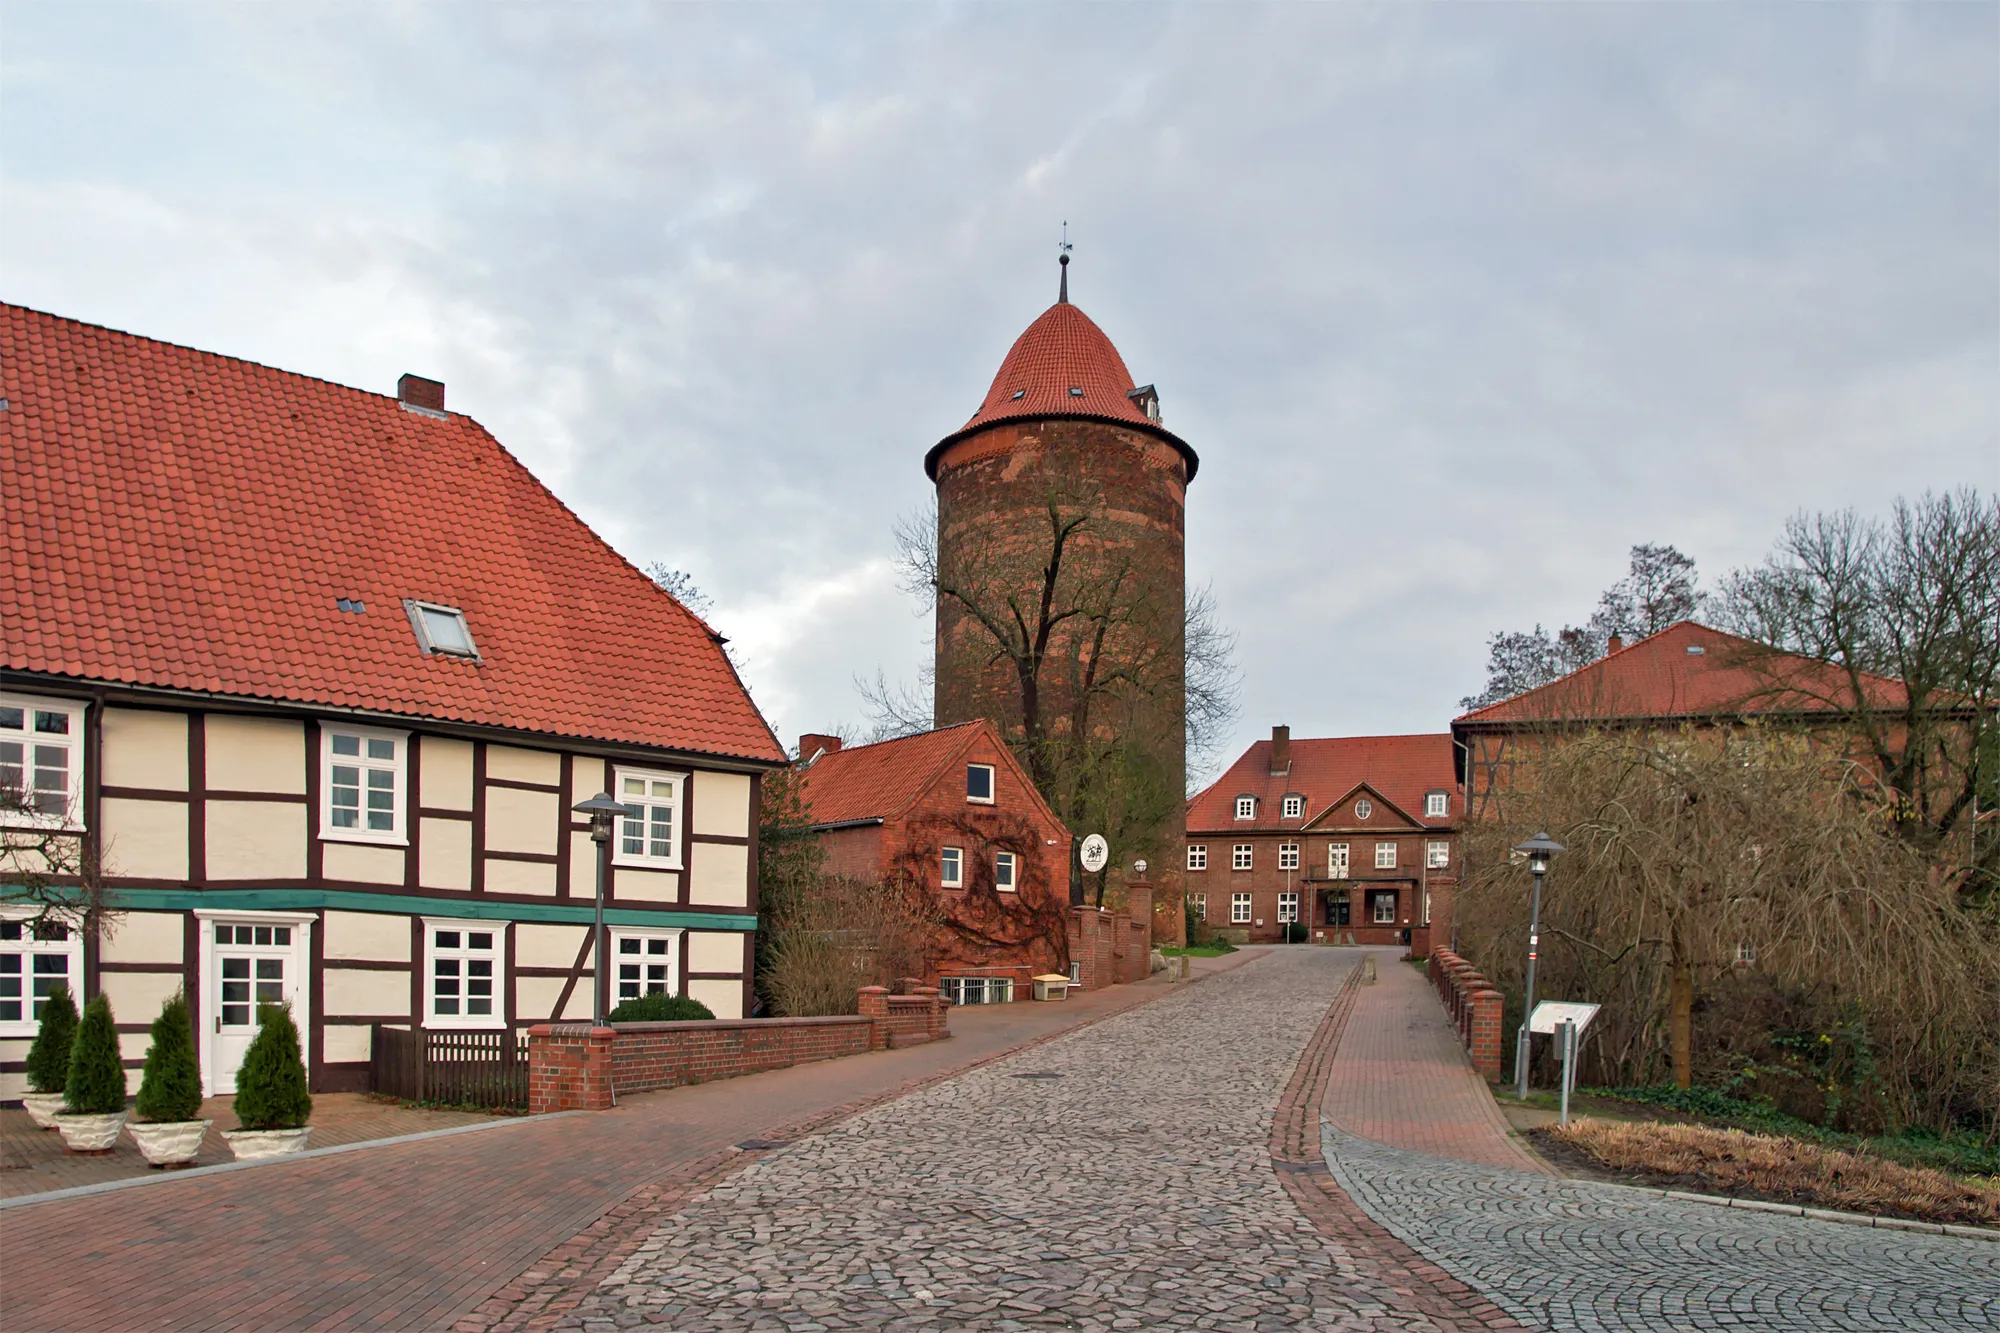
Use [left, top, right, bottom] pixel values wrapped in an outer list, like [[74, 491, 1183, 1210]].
[[91, 886, 756, 932]]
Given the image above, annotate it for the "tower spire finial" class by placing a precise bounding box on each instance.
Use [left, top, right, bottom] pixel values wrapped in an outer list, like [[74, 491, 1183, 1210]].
[[1058, 221, 1072, 304]]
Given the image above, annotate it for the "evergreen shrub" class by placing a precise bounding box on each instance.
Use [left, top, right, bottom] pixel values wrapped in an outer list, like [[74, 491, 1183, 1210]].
[[63, 993, 127, 1115], [607, 992, 716, 1023], [232, 1003, 312, 1130], [24, 982, 78, 1094], [135, 991, 204, 1123]]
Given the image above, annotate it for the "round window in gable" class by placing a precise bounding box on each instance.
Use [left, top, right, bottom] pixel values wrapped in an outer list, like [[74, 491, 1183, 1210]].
[[1355, 799, 1372, 820]]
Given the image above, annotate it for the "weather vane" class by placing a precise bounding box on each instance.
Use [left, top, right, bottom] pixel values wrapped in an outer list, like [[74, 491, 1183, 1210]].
[[1059, 221, 1072, 303]]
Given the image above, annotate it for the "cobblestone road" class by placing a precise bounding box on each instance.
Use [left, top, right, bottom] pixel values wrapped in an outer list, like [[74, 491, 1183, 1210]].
[[1323, 1126, 2000, 1332]]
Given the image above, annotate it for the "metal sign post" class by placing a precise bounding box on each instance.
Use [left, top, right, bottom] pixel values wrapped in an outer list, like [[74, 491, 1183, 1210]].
[[1559, 1020, 1576, 1126], [1528, 1001, 1599, 1121]]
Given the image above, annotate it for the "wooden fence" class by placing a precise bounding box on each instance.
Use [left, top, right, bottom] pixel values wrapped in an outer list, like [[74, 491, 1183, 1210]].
[[370, 1025, 530, 1109]]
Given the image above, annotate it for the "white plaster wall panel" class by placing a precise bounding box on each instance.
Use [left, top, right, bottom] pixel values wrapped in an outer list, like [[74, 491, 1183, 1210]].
[[0, 1071, 25, 1099], [99, 910, 185, 965], [485, 858, 556, 898], [419, 817, 472, 891], [486, 745, 560, 786], [422, 738, 475, 810], [690, 771, 751, 838], [516, 923, 586, 970], [324, 968, 410, 1018], [688, 930, 746, 975], [486, 787, 558, 856], [99, 970, 184, 1023], [322, 1024, 373, 1063], [688, 979, 744, 1020], [323, 909, 411, 962], [613, 868, 680, 904], [569, 756, 606, 805], [557, 981, 595, 1020], [100, 709, 188, 791], [689, 842, 750, 908], [322, 841, 405, 886], [569, 834, 601, 900], [206, 801, 307, 880], [0, 1037, 30, 1096], [205, 716, 306, 794], [513, 975, 567, 1023], [119, 1032, 147, 1089], [100, 797, 189, 881]]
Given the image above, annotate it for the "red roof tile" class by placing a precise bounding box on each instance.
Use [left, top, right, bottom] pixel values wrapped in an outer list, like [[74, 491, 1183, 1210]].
[[1453, 621, 1908, 727], [795, 721, 1053, 829], [1187, 734, 1458, 834], [1, 304, 784, 764]]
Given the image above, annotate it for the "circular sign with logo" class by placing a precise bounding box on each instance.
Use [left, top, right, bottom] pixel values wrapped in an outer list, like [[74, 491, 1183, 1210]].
[[1079, 834, 1110, 873]]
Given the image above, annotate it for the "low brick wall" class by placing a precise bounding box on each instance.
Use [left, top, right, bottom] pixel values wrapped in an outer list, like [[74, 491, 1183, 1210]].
[[1427, 948, 1504, 1082]]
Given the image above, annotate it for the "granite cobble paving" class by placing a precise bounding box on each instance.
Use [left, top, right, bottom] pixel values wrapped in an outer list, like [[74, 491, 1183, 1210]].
[[1321, 1125, 2000, 1332], [573, 948, 1478, 1331]]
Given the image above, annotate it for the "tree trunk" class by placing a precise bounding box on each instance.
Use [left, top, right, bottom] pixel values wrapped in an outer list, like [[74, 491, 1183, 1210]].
[[1669, 953, 1693, 1090]]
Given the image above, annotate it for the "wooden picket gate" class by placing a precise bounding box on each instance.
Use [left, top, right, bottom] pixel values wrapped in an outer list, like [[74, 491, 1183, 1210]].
[[370, 1025, 530, 1109]]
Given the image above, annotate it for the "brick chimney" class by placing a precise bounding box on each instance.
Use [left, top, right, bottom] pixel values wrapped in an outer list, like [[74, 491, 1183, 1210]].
[[1606, 633, 1624, 655], [798, 734, 843, 765], [398, 374, 445, 413], [1269, 725, 1291, 777]]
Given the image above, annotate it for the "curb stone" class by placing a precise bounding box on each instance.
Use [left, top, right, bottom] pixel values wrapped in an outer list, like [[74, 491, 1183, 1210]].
[[1581, 1177, 2000, 1241]]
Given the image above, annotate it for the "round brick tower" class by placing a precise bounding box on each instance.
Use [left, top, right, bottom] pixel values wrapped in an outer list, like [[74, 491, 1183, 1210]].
[[924, 258, 1198, 914]]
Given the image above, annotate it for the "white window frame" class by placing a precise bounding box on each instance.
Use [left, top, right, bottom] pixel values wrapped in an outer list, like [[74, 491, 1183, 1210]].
[[422, 917, 506, 1030], [1328, 843, 1350, 878], [1190, 892, 1207, 920], [1278, 842, 1300, 871], [319, 723, 409, 845], [404, 598, 481, 660], [1186, 844, 1207, 871], [1425, 791, 1450, 819], [610, 926, 683, 1006], [612, 767, 684, 870], [1372, 891, 1398, 925], [1282, 794, 1304, 819], [966, 763, 996, 804], [1354, 798, 1373, 821], [1233, 795, 1256, 821], [1230, 892, 1252, 924], [1427, 840, 1450, 869], [1277, 891, 1299, 924], [940, 846, 964, 888], [0, 907, 85, 1038], [0, 693, 87, 830], [994, 850, 1018, 891], [1375, 841, 1398, 869], [1231, 844, 1253, 871], [1735, 941, 1757, 966]]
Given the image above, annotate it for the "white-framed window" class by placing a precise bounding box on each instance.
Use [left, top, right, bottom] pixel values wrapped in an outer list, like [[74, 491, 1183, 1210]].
[[1375, 841, 1397, 869], [0, 910, 83, 1037], [966, 764, 995, 804], [1425, 791, 1449, 819], [0, 694, 86, 828], [1371, 891, 1397, 925], [1190, 892, 1207, 920], [1278, 842, 1300, 871], [613, 768, 683, 869], [404, 598, 480, 659], [1328, 843, 1350, 878], [1231, 844, 1253, 871], [1234, 795, 1256, 820], [320, 724, 408, 844], [1231, 892, 1252, 924], [1282, 794, 1304, 819], [1427, 840, 1450, 869], [941, 976, 1013, 1004], [1735, 941, 1757, 966], [1277, 891, 1299, 924], [424, 919, 504, 1028], [941, 846, 964, 888], [611, 927, 682, 1004], [1354, 798, 1372, 820], [994, 850, 1018, 891], [1186, 843, 1207, 871]]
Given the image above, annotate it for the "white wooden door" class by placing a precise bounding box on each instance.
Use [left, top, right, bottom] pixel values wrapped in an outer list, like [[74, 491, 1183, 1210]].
[[208, 920, 303, 1093]]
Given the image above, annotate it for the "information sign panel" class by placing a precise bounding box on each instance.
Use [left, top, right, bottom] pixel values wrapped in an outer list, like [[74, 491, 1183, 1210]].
[[1528, 1001, 1601, 1036]]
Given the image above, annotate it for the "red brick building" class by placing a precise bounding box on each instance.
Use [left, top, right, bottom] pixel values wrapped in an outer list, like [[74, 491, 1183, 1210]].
[[1185, 728, 1460, 953], [793, 722, 1075, 1003]]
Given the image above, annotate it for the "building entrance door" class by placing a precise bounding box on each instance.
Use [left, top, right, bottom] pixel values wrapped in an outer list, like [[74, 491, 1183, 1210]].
[[200, 913, 312, 1095], [1326, 891, 1351, 928]]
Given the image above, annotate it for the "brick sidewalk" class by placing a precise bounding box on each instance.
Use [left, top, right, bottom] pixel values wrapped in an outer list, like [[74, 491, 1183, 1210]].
[[0, 954, 1263, 1333], [1320, 948, 1550, 1174]]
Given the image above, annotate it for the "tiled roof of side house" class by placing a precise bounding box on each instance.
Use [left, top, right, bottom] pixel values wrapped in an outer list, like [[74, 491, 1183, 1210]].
[[1453, 620, 1909, 728], [794, 720, 1059, 830], [1186, 734, 1458, 835], [0, 304, 785, 763]]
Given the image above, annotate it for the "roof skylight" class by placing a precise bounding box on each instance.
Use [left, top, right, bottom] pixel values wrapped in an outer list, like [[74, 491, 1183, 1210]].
[[404, 599, 479, 660], [1010, 389, 1026, 400], [1067, 386, 1084, 397]]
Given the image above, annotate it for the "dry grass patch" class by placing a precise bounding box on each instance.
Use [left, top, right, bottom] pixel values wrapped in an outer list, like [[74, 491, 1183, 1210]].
[[1548, 1118, 2000, 1229]]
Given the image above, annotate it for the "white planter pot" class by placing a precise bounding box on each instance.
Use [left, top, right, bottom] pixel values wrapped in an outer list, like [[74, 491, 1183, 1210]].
[[20, 1091, 67, 1129], [53, 1111, 128, 1153], [223, 1126, 312, 1160], [128, 1118, 212, 1167]]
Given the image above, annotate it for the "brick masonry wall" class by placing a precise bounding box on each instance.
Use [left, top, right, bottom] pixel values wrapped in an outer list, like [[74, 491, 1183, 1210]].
[[1427, 948, 1503, 1081], [1184, 825, 1457, 954]]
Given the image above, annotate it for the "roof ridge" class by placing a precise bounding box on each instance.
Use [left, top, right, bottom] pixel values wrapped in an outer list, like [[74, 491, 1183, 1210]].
[[888, 720, 989, 824], [809, 719, 983, 763]]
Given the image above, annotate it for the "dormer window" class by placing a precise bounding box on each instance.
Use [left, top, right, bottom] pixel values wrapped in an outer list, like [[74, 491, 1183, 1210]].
[[406, 599, 478, 659], [1282, 794, 1304, 819], [1234, 795, 1256, 821], [966, 764, 995, 804], [1425, 791, 1449, 819]]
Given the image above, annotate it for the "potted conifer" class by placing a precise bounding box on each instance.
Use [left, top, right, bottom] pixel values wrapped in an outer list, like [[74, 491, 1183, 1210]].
[[19, 982, 78, 1129], [127, 991, 210, 1167], [222, 1002, 313, 1160], [54, 993, 128, 1153]]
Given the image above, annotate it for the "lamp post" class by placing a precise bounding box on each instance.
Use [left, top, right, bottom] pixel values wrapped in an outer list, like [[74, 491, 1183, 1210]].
[[1513, 831, 1565, 1100], [572, 792, 643, 1026]]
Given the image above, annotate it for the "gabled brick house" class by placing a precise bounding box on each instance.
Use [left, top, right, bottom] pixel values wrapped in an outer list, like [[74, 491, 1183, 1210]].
[[792, 722, 1077, 1003], [1186, 728, 1460, 952], [1, 304, 786, 1099]]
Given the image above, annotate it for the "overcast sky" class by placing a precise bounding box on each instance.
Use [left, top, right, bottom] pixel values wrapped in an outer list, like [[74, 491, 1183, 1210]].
[[5, 2, 1994, 785]]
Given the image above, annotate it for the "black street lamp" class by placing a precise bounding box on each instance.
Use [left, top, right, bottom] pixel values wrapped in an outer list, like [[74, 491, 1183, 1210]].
[[1512, 831, 1565, 1100], [572, 792, 643, 1026]]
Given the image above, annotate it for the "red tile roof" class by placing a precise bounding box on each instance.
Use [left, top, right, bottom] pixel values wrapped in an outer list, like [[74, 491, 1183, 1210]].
[[1, 304, 784, 764], [924, 300, 1198, 480], [1453, 621, 1908, 728], [795, 720, 1051, 828], [1187, 734, 1458, 834]]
